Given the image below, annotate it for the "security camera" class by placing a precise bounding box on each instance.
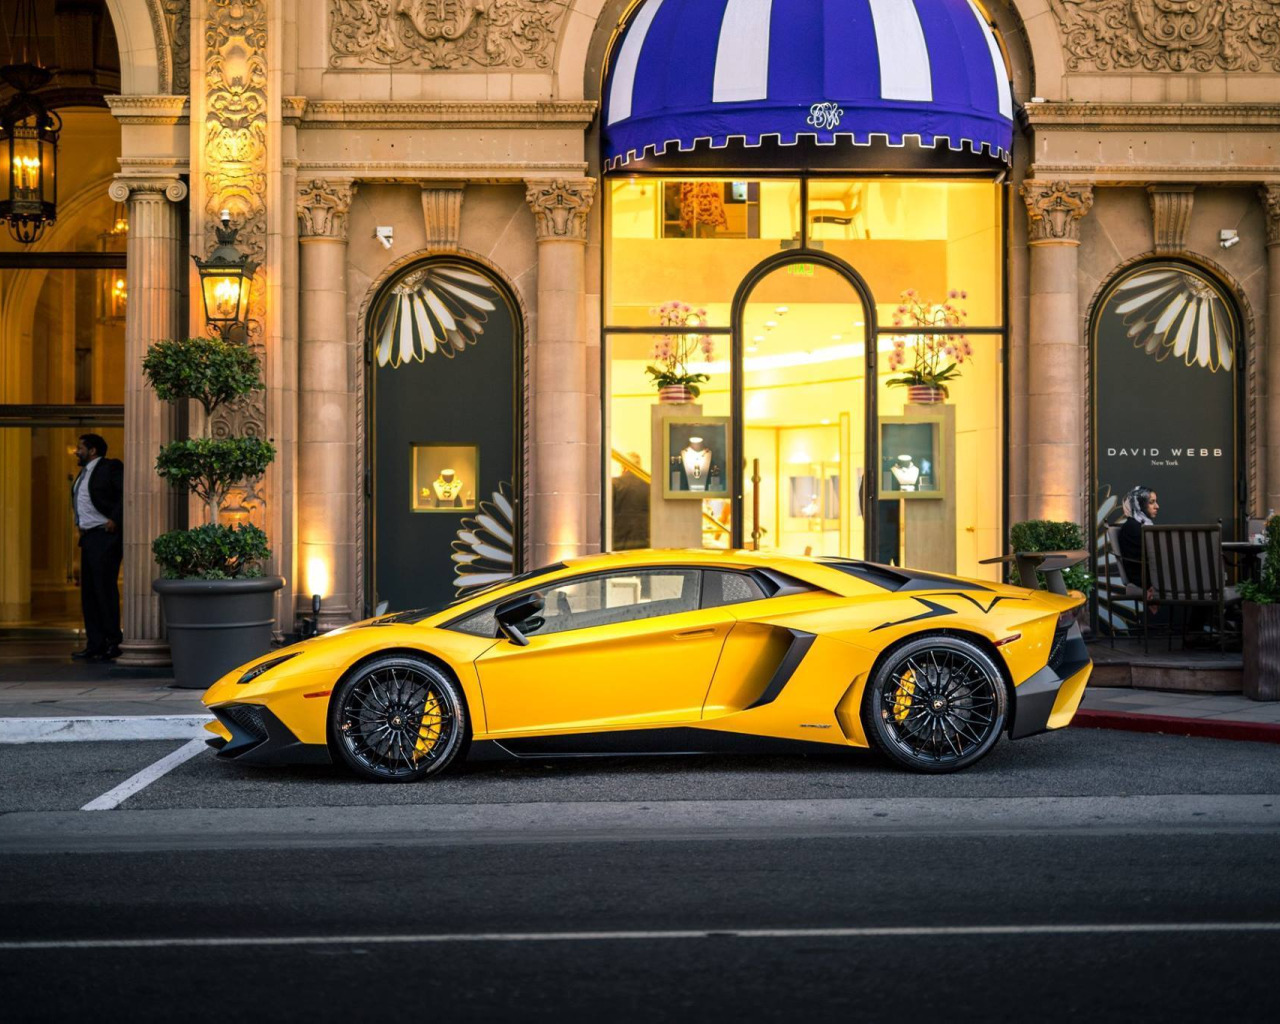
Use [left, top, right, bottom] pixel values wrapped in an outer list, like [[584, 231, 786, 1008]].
[[375, 226, 394, 249], [1220, 229, 1240, 249]]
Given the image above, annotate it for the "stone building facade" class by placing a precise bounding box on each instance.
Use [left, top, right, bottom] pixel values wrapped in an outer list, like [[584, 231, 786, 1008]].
[[2, 0, 1279, 659]]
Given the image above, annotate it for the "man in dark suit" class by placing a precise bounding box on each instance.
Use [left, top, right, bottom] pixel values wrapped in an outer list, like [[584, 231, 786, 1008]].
[[72, 433, 124, 661]]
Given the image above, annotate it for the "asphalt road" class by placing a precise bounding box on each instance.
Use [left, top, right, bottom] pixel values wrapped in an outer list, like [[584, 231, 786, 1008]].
[[2, 728, 1278, 1022]]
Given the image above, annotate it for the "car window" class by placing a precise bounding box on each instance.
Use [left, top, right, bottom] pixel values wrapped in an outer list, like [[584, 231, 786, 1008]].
[[528, 568, 702, 637], [451, 607, 498, 638], [701, 570, 767, 609]]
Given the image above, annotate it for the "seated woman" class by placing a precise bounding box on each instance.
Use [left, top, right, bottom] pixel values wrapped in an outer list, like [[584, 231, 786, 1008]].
[[1118, 485, 1159, 586]]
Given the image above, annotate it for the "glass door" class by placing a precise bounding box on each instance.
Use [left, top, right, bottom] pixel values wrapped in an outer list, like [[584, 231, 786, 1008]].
[[736, 261, 870, 558]]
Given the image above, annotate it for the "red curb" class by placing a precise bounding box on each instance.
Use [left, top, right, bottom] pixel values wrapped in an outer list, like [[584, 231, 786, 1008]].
[[1071, 708, 1280, 744]]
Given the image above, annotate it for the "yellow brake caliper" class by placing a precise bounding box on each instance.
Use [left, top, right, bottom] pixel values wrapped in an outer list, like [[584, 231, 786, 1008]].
[[414, 690, 444, 759], [890, 669, 916, 723]]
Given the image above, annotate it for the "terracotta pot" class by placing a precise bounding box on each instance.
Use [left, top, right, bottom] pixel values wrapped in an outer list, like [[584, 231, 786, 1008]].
[[1243, 601, 1280, 701], [906, 384, 946, 405], [658, 384, 695, 403]]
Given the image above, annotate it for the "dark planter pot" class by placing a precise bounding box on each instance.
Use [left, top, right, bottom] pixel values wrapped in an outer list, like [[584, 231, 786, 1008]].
[[1243, 602, 1280, 701], [154, 576, 285, 690]]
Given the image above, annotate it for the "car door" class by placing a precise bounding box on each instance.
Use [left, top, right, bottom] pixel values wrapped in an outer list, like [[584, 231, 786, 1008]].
[[475, 566, 733, 735]]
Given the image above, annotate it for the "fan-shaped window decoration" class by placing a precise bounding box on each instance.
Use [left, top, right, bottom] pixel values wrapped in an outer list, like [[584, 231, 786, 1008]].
[[451, 482, 518, 592], [371, 262, 499, 368], [1111, 265, 1235, 373]]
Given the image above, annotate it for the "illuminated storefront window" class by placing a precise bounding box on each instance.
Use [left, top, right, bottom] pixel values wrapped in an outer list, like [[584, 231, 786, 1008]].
[[604, 178, 1005, 580]]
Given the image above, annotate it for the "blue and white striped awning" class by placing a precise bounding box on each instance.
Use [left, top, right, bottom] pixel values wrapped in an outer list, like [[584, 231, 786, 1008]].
[[603, 0, 1014, 171]]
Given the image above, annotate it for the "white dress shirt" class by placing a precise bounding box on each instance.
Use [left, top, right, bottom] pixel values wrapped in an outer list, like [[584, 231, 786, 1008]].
[[73, 457, 109, 530]]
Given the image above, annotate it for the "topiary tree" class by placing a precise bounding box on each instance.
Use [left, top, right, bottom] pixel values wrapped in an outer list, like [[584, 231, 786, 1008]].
[[143, 336, 276, 579], [1009, 519, 1094, 595]]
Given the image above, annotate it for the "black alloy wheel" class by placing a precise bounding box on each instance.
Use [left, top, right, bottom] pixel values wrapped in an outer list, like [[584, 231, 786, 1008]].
[[861, 634, 1007, 774], [330, 655, 467, 782]]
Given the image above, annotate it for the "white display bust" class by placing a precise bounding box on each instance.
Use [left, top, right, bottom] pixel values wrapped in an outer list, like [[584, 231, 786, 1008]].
[[891, 455, 920, 492], [433, 468, 463, 503]]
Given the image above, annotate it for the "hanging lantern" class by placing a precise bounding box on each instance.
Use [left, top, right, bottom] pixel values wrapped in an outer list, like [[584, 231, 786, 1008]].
[[192, 210, 257, 340], [0, 63, 59, 245]]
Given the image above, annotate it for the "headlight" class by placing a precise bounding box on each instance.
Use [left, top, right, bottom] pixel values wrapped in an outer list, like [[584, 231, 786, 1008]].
[[238, 652, 299, 684]]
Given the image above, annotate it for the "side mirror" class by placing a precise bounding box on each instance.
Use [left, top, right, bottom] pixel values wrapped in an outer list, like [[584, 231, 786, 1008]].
[[494, 592, 545, 647]]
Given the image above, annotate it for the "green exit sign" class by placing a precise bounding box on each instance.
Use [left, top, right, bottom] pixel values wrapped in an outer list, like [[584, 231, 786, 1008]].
[[786, 263, 816, 277]]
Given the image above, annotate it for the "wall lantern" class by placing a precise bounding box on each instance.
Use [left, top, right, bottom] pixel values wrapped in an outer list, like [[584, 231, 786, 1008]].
[[0, 62, 59, 244], [192, 210, 257, 340]]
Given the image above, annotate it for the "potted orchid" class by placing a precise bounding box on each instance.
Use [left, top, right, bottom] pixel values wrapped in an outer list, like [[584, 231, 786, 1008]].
[[886, 288, 972, 404], [647, 300, 714, 403]]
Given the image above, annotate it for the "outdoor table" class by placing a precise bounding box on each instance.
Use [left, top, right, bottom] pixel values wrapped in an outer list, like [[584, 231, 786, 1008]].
[[979, 549, 1090, 596], [1222, 540, 1266, 582]]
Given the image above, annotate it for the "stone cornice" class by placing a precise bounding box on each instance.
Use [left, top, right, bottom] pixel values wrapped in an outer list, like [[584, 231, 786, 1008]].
[[296, 161, 588, 183], [291, 99, 597, 131], [1022, 102, 1280, 132], [1030, 164, 1280, 185], [104, 94, 190, 125]]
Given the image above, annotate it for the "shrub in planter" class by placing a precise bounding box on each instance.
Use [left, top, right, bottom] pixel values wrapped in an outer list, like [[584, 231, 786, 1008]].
[[1238, 515, 1280, 701], [1009, 519, 1094, 595], [143, 336, 283, 688]]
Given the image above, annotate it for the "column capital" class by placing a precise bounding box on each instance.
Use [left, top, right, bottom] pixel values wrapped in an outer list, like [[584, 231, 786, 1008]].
[[297, 178, 355, 241], [525, 178, 596, 242], [1261, 184, 1280, 248], [1020, 179, 1094, 246], [108, 175, 188, 204]]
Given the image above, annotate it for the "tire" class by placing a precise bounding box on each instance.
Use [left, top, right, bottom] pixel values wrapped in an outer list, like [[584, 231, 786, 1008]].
[[329, 655, 468, 783], [860, 634, 1008, 774]]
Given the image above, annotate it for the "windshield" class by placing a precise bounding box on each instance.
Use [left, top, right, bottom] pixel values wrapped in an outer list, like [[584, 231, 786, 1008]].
[[372, 563, 570, 625]]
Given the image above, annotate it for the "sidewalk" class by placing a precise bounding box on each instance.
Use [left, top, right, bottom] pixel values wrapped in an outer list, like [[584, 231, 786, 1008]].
[[1077, 687, 1280, 744]]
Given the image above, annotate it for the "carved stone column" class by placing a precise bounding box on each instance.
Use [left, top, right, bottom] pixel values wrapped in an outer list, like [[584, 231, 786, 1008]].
[[1020, 180, 1094, 526], [108, 175, 188, 666], [421, 183, 465, 251], [1262, 185, 1280, 514], [524, 178, 596, 565], [297, 179, 355, 629]]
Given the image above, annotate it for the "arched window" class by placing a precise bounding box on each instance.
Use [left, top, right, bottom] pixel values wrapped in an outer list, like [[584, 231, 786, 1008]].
[[1091, 260, 1243, 633], [366, 258, 523, 612]]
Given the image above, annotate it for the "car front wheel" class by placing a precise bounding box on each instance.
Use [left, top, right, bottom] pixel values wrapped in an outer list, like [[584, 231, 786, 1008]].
[[861, 635, 1007, 774], [330, 655, 467, 782]]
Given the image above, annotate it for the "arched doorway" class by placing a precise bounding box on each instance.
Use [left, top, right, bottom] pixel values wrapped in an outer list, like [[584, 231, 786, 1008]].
[[1091, 260, 1244, 633], [732, 254, 875, 557], [365, 257, 524, 613]]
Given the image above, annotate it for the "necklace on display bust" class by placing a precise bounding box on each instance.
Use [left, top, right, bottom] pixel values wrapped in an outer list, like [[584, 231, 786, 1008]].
[[891, 455, 920, 492], [680, 436, 712, 489], [434, 469, 463, 503]]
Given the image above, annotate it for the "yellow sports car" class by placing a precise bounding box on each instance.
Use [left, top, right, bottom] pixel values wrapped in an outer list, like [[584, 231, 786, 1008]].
[[203, 550, 1091, 780]]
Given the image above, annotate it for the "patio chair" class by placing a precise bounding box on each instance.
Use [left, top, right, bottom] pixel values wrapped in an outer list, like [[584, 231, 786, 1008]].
[[1102, 524, 1144, 648], [1141, 523, 1240, 654]]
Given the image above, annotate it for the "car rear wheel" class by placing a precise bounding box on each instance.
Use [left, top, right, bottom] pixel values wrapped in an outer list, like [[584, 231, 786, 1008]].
[[330, 656, 467, 782], [861, 635, 1007, 774]]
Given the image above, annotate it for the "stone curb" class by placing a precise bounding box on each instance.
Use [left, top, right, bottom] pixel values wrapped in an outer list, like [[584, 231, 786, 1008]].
[[1072, 709, 1280, 745], [0, 716, 211, 744]]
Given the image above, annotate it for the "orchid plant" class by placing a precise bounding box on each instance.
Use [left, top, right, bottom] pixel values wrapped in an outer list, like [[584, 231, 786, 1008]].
[[646, 301, 715, 396], [886, 288, 972, 396]]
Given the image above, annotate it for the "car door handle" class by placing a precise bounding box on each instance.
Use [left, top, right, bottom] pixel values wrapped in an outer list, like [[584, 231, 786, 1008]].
[[673, 627, 717, 639]]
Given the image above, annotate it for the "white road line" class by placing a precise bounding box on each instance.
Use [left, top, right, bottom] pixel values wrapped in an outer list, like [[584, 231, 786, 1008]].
[[0, 715, 210, 744], [2, 922, 1279, 951], [80, 739, 208, 812]]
